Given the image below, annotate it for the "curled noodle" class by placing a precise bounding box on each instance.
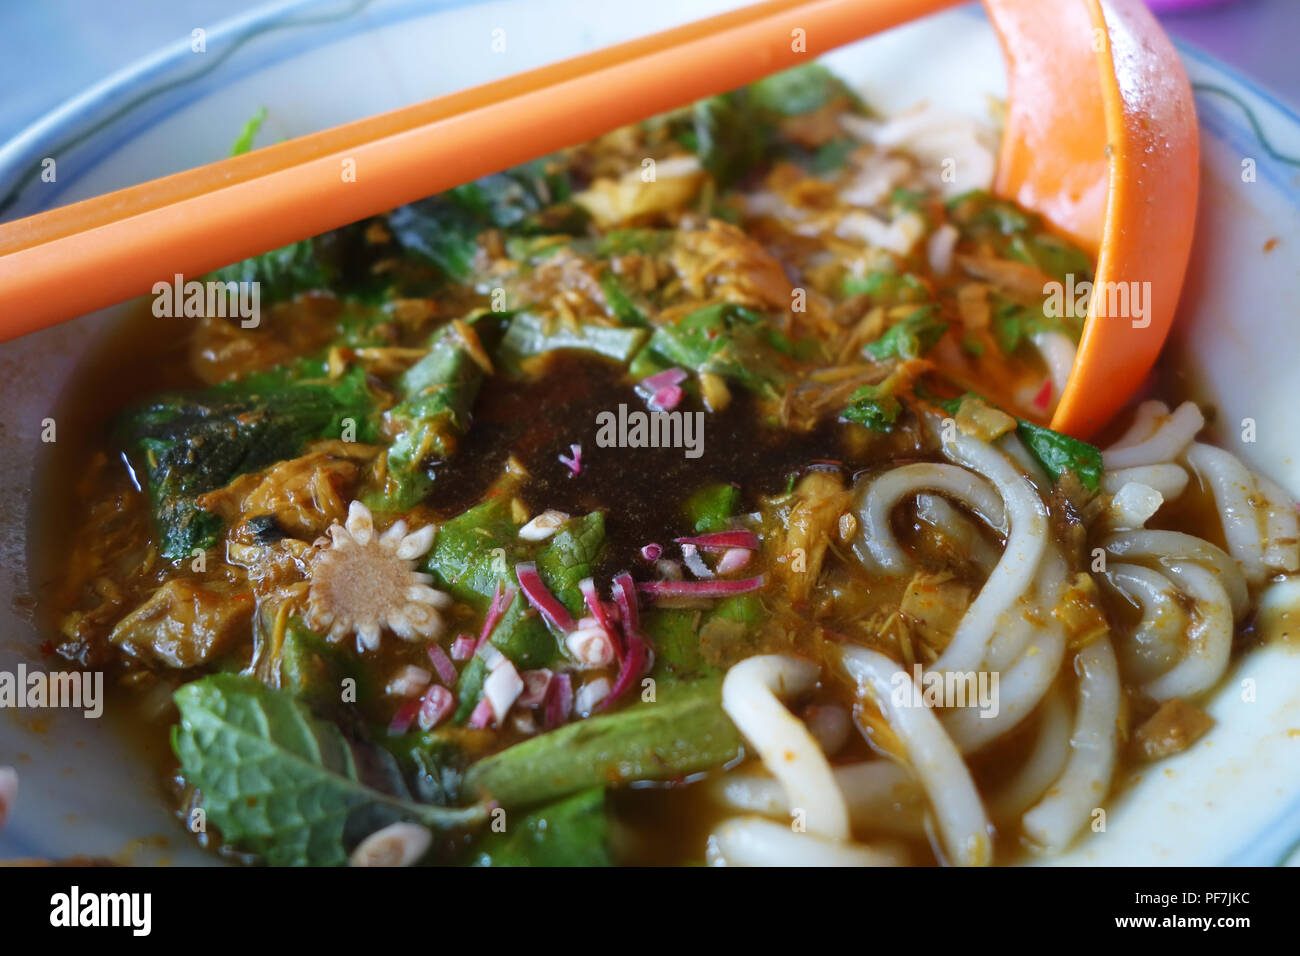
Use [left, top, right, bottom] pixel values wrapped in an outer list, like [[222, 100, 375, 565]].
[[1021, 638, 1120, 853], [931, 431, 1048, 675], [854, 463, 1005, 573], [1102, 401, 1203, 469], [1141, 561, 1233, 701], [720, 655, 850, 841], [838, 646, 992, 866]]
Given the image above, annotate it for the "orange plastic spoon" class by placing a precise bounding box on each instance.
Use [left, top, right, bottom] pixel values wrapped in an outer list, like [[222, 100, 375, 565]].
[[984, 0, 1199, 437]]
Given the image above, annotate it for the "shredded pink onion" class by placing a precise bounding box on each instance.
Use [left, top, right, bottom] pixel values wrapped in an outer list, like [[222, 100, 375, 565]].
[[597, 573, 654, 712], [467, 697, 495, 729], [473, 582, 513, 653], [558, 443, 582, 476], [450, 634, 476, 660], [483, 658, 524, 723], [640, 542, 663, 561], [649, 384, 684, 412], [580, 577, 622, 665], [387, 698, 421, 736], [680, 542, 714, 579], [637, 575, 765, 600], [715, 547, 752, 575], [417, 685, 455, 730], [517, 668, 554, 708], [655, 558, 683, 580], [544, 673, 573, 729], [674, 530, 760, 552], [1032, 379, 1052, 411], [427, 643, 458, 685], [516, 561, 575, 633], [637, 367, 688, 394]]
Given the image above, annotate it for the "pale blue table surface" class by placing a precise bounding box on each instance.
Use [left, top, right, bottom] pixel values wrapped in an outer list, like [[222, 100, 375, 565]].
[[1, 0, 1297, 150]]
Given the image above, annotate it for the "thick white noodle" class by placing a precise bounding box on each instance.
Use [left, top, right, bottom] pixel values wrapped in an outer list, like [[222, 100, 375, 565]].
[[942, 628, 1065, 754], [1101, 562, 1184, 681], [839, 646, 992, 866], [707, 762, 928, 837], [999, 432, 1051, 486], [932, 432, 1048, 675], [1184, 442, 1266, 584], [1254, 473, 1300, 573], [984, 552, 1066, 670], [1104, 529, 1248, 619], [988, 689, 1072, 822], [984, 614, 1036, 673], [854, 463, 1005, 573], [1031, 331, 1076, 403], [1142, 561, 1233, 701], [1108, 481, 1165, 530], [706, 817, 906, 867], [720, 656, 850, 841], [1101, 463, 1189, 500], [1102, 401, 1203, 470], [1022, 638, 1120, 853], [915, 494, 1001, 571], [1106, 400, 1169, 451]]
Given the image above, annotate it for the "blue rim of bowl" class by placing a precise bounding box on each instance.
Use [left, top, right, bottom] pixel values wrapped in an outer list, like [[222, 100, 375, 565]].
[[1, 0, 1298, 866]]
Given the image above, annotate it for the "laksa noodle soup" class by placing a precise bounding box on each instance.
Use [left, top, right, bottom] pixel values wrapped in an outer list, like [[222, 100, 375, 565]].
[[38, 65, 1299, 867]]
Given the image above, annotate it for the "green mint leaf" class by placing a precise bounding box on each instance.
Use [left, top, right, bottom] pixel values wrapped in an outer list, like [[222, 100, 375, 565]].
[[1015, 420, 1103, 491], [172, 674, 484, 866], [864, 306, 947, 360], [841, 383, 902, 432], [535, 512, 606, 618]]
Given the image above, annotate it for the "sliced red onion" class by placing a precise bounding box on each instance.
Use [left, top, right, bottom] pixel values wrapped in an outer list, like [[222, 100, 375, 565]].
[[575, 677, 612, 717], [636, 367, 688, 394], [611, 571, 642, 634], [544, 672, 573, 729], [517, 668, 554, 708], [427, 643, 458, 685], [478, 643, 506, 672], [674, 530, 760, 552], [637, 575, 766, 600], [597, 573, 654, 712], [640, 542, 663, 561], [450, 634, 476, 661], [483, 658, 524, 723], [566, 621, 618, 668], [558, 443, 583, 476], [648, 384, 683, 412], [715, 547, 752, 575], [417, 685, 455, 730], [655, 558, 683, 580], [516, 561, 575, 633], [387, 697, 421, 736], [579, 577, 615, 632], [386, 665, 432, 698], [1032, 378, 1052, 411], [580, 577, 622, 665], [680, 542, 714, 579], [473, 581, 513, 653], [467, 697, 494, 729]]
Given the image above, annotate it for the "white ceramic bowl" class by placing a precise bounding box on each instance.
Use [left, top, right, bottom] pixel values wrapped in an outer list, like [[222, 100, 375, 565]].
[[2, 0, 1298, 865]]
